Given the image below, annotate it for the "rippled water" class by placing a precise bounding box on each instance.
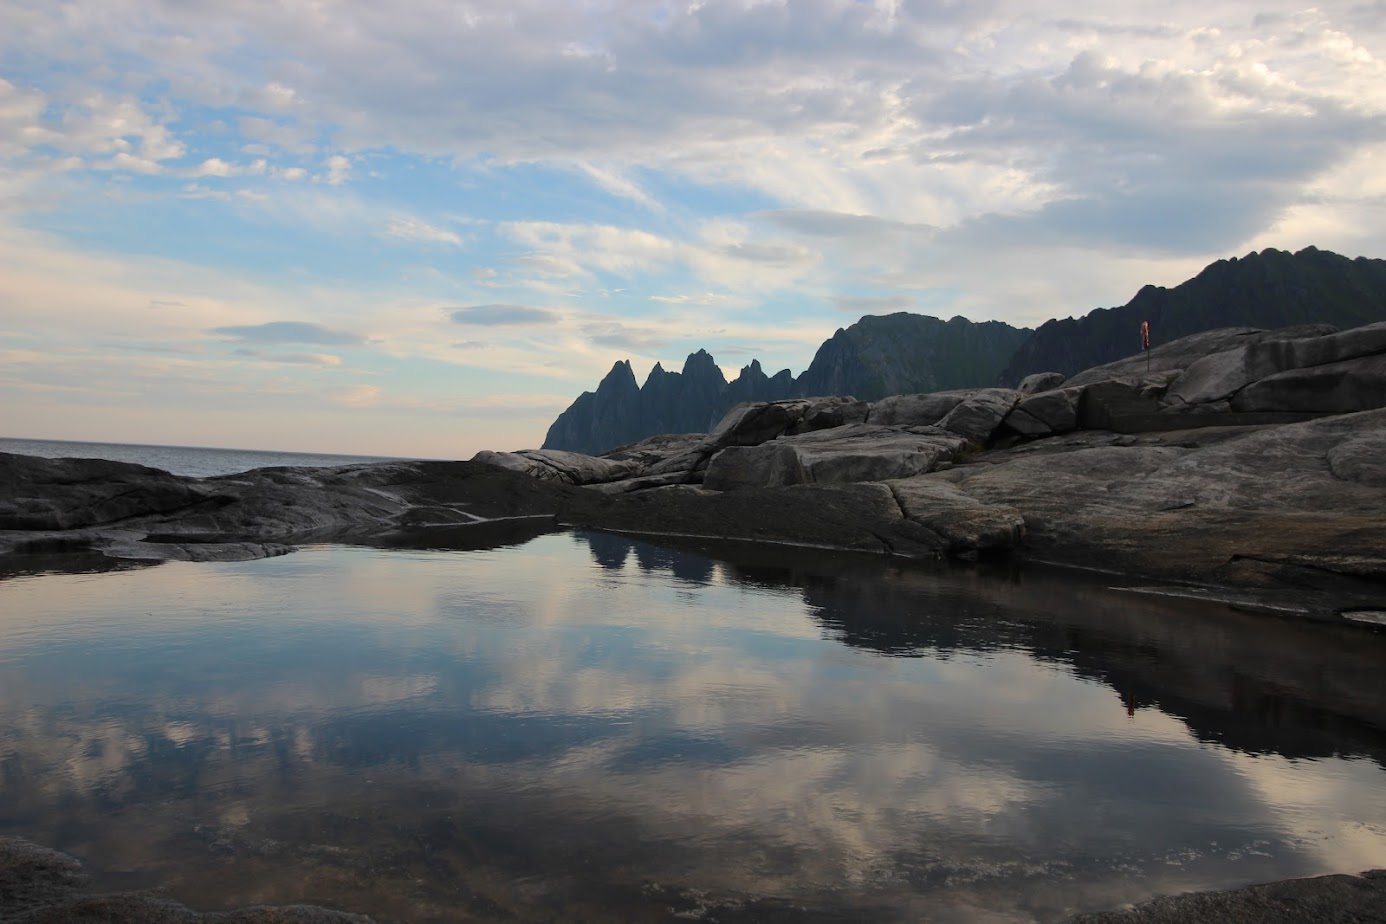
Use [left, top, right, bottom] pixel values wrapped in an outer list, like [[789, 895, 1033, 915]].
[[1, 532, 1384, 922], [0, 436, 413, 477]]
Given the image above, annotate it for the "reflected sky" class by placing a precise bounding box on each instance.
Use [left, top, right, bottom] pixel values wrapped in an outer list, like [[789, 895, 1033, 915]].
[[1, 533, 1384, 923]]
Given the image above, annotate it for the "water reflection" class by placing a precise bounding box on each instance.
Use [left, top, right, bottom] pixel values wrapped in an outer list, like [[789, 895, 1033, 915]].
[[0, 533, 1383, 923]]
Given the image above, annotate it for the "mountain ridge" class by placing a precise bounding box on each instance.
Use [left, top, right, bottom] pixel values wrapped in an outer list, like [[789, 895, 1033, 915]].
[[1000, 246, 1386, 383], [542, 313, 1031, 454], [542, 246, 1386, 455]]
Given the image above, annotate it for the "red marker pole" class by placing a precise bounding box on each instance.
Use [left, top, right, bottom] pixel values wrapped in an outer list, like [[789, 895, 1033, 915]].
[[1141, 321, 1151, 374]]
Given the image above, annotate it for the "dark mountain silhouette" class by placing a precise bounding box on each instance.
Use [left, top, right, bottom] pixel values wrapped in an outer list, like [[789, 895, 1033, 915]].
[[542, 314, 1031, 454], [543, 350, 739, 455], [1000, 246, 1386, 383], [543, 247, 1386, 455], [796, 314, 1031, 400]]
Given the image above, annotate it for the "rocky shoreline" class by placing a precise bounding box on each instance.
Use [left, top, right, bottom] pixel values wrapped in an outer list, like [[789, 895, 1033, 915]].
[[2, 322, 1385, 921], [5, 321, 1384, 625]]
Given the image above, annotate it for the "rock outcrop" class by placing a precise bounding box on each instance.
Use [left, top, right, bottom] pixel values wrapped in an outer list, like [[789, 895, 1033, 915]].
[[4, 321, 1385, 624]]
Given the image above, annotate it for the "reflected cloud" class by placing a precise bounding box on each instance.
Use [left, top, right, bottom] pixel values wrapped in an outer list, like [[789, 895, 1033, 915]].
[[0, 534, 1384, 922]]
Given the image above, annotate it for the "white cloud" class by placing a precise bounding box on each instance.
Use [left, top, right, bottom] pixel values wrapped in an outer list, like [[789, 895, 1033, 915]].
[[323, 154, 351, 185], [2, 0, 1385, 454], [382, 216, 465, 247]]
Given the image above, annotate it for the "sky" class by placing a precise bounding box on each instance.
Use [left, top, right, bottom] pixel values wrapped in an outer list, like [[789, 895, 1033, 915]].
[[1, 1, 1384, 459]]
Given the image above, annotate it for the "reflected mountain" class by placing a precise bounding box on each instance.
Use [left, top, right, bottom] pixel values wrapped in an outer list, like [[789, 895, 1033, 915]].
[[1, 534, 1384, 923], [574, 531, 1386, 768]]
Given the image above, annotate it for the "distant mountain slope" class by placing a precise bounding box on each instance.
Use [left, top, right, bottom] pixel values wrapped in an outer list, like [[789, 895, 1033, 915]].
[[797, 314, 1033, 401], [1000, 247, 1386, 384], [542, 314, 1031, 454]]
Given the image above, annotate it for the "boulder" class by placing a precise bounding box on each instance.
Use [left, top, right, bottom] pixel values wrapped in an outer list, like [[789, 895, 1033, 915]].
[[937, 388, 1021, 445], [1231, 353, 1386, 414], [703, 425, 966, 492], [796, 397, 871, 433], [1017, 372, 1067, 395], [1003, 386, 1083, 437], [1167, 322, 1386, 406], [1001, 406, 1054, 437], [866, 391, 972, 426]]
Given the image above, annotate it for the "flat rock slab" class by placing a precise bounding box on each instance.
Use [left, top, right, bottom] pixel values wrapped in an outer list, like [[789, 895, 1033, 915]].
[[886, 477, 1025, 553], [1069, 869, 1386, 923], [703, 424, 966, 491]]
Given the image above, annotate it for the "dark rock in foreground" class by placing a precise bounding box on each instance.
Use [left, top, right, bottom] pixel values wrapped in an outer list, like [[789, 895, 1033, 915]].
[[1070, 869, 1386, 923], [0, 836, 373, 922]]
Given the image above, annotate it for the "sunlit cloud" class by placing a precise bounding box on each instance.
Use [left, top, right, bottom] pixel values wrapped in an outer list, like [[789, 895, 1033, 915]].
[[0, 0, 1383, 454]]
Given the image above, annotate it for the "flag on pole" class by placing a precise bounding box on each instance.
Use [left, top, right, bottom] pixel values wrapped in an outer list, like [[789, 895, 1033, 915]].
[[1141, 321, 1151, 373]]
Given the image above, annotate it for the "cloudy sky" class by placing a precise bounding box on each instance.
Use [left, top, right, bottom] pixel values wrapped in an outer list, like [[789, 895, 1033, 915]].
[[2, 1, 1384, 458]]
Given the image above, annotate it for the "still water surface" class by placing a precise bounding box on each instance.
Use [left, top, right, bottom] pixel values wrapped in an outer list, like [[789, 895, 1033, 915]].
[[1, 532, 1384, 922], [0, 436, 412, 477]]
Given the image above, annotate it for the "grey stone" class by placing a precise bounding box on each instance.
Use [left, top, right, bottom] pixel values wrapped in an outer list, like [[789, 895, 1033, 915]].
[[937, 388, 1021, 445], [1016, 386, 1083, 433], [705, 397, 869, 448]]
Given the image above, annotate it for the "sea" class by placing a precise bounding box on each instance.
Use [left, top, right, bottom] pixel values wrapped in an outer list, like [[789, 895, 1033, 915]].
[[0, 436, 425, 478], [2, 442, 1386, 921]]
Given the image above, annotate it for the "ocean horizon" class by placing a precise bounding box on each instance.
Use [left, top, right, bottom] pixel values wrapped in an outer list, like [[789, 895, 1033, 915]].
[[0, 435, 441, 479]]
